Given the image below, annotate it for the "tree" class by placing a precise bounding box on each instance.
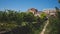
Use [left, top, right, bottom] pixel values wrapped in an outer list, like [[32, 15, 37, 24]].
[[24, 12, 35, 22], [55, 7, 60, 20], [58, 0, 60, 3], [47, 7, 60, 34]]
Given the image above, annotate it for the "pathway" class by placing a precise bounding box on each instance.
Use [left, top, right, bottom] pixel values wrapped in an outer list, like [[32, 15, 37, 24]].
[[40, 20, 49, 34]]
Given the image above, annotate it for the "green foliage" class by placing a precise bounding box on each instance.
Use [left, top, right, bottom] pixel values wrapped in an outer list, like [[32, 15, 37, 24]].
[[40, 12, 47, 19], [46, 16, 60, 34], [45, 7, 60, 34], [0, 23, 17, 31], [0, 10, 47, 34]]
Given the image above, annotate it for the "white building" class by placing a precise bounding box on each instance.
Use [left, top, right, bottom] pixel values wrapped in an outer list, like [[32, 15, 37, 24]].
[[43, 9, 56, 16]]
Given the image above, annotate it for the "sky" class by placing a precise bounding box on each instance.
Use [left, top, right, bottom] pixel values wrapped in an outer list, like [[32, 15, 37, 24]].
[[0, 0, 60, 11]]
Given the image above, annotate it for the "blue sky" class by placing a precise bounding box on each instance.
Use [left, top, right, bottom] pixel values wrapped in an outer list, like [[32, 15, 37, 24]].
[[0, 0, 60, 11]]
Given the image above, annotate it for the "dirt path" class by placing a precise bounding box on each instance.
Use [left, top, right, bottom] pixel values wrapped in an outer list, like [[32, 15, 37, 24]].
[[40, 20, 49, 34]]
